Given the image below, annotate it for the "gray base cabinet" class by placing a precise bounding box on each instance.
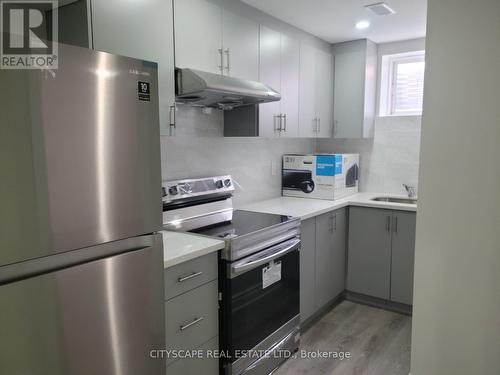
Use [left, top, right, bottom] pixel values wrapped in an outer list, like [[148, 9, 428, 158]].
[[390, 211, 416, 305], [164, 253, 219, 374], [300, 218, 316, 322], [347, 207, 416, 305], [300, 208, 347, 322]]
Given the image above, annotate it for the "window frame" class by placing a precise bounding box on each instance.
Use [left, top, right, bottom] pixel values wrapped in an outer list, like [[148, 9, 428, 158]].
[[379, 50, 426, 117]]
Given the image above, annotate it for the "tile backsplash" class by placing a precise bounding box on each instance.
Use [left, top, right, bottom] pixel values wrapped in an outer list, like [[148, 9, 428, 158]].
[[161, 106, 422, 205], [161, 106, 315, 207], [317, 116, 422, 195]]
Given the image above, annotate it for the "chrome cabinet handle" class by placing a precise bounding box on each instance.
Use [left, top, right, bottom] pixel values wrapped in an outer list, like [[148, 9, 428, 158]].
[[180, 317, 204, 331], [386, 216, 391, 232], [224, 48, 230, 73], [274, 114, 282, 132], [393, 216, 398, 233], [218, 48, 223, 74], [313, 118, 318, 133], [177, 271, 203, 283], [334, 213, 337, 231], [334, 120, 339, 137], [318, 118, 321, 133], [282, 113, 287, 132]]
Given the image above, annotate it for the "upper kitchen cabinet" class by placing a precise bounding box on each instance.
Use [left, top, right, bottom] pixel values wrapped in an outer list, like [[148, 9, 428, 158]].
[[222, 10, 259, 81], [332, 39, 377, 139], [259, 26, 300, 138], [174, 0, 259, 81], [91, 0, 176, 135], [299, 43, 334, 138], [174, 0, 223, 74]]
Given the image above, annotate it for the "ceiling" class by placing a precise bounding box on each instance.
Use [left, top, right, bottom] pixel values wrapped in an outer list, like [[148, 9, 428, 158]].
[[241, 0, 427, 44]]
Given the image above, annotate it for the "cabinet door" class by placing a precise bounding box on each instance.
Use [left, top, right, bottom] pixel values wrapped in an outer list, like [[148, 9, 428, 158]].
[[347, 207, 392, 299], [279, 34, 300, 137], [390, 211, 416, 305], [259, 25, 282, 137], [315, 212, 335, 309], [316, 48, 334, 138], [298, 43, 317, 137], [300, 218, 316, 322], [92, 0, 175, 135], [331, 208, 347, 297], [222, 9, 259, 81], [174, 0, 223, 74]]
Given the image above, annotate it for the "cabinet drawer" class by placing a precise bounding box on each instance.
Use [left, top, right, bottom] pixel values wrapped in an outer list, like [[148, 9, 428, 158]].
[[166, 336, 219, 375], [164, 252, 218, 300], [165, 280, 218, 364]]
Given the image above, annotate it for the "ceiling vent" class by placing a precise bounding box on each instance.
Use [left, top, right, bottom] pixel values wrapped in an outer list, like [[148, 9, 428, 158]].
[[365, 2, 396, 16]]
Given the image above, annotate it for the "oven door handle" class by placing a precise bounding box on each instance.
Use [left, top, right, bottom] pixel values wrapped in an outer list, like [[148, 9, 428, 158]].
[[230, 238, 300, 278]]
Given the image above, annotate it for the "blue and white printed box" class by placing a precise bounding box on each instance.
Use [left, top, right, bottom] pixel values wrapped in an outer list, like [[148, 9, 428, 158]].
[[282, 154, 359, 200]]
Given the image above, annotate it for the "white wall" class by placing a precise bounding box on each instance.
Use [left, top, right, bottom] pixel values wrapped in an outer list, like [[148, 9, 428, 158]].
[[161, 106, 315, 207], [317, 115, 421, 195], [411, 1, 500, 374]]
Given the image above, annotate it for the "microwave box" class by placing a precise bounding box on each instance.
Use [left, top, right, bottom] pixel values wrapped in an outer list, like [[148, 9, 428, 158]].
[[282, 154, 359, 200]]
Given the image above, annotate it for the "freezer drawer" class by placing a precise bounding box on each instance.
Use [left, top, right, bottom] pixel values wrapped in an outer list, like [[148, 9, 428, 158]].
[[0, 236, 165, 375]]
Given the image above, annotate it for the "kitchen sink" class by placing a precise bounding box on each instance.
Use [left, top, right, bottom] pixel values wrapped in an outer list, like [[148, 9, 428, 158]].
[[371, 196, 418, 205]]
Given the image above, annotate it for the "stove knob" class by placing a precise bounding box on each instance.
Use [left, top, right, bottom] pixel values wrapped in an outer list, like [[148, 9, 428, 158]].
[[168, 186, 178, 195], [215, 180, 224, 189], [224, 179, 232, 187], [162, 187, 167, 197]]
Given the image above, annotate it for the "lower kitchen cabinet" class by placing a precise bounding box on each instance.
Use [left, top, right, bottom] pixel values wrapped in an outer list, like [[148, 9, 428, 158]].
[[347, 207, 416, 305], [390, 211, 416, 305], [300, 208, 346, 322], [164, 253, 219, 374], [166, 337, 219, 375], [300, 218, 316, 322]]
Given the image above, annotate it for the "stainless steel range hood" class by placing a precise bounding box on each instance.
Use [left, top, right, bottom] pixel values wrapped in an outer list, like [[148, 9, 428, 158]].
[[175, 68, 280, 110]]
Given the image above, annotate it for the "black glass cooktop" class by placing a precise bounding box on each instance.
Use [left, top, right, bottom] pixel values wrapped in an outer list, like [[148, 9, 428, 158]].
[[192, 210, 292, 239]]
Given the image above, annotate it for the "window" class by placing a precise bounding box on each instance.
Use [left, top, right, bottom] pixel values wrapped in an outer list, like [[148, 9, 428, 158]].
[[379, 51, 425, 116]]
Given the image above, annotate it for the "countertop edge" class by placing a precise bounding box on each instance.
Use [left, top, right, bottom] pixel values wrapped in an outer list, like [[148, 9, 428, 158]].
[[163, 241, 224, 269]]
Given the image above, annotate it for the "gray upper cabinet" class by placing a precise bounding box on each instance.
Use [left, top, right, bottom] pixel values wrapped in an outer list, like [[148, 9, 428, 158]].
[[300, 218, 316, 323], [259, 26, 300, 138], [91, 0, 176, 135], [298, 43, 334, 138], [332, 39, 377, 139], [174, 0, 259, 81], [390, 211, 416, 305], [174, 0, 223, 74], [222, 9, 259, 81], [347, 207, 392, 300]]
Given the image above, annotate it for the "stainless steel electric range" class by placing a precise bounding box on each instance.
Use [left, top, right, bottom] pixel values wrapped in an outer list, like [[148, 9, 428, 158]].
[[163, 175, 300, 375]]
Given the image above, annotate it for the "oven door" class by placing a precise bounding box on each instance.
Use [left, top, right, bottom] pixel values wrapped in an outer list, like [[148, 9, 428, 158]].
[[220, 237, 300, 372]]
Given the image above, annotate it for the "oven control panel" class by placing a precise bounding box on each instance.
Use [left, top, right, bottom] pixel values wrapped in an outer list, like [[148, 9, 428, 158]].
[[162, 175, 234, 203]]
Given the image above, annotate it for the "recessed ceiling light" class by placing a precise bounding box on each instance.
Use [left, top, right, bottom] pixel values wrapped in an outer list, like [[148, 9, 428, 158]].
[[355, 20, 371, 30], [365, 2, 396, 16]]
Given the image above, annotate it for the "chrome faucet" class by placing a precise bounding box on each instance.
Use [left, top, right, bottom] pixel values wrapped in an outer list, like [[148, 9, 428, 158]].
[[403, 184, 417, 198]]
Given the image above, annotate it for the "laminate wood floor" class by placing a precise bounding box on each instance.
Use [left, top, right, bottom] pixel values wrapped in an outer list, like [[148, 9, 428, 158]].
[[275, 301, 412, 375]]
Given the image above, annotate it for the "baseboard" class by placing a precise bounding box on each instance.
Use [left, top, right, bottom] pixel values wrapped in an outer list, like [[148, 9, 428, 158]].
[[344, 291, 412, 315]]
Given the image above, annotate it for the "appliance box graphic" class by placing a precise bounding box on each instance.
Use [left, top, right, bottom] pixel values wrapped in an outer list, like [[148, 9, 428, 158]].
[[282, 154, 359, 200]]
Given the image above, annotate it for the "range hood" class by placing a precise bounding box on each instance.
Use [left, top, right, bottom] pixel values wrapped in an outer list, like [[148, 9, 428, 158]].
[[175, 68, 281, 110]]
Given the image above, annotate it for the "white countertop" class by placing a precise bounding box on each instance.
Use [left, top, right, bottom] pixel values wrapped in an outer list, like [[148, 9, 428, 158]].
[[241, 193, 417, 220], [161, 230, 225, 269]]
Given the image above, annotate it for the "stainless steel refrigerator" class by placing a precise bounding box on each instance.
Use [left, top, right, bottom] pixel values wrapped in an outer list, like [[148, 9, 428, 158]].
[[0, 43, 165, 374]]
